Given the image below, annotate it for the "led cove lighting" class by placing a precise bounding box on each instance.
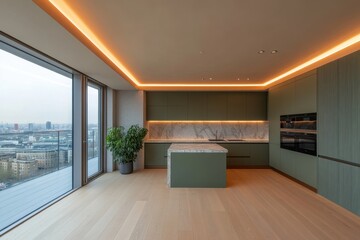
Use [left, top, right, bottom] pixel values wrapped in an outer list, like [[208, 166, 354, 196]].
[[47, 0, 360, 88], [147, 120, 267, 123]]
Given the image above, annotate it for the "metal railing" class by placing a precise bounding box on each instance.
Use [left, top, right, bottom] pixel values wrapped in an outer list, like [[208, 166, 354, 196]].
[[0, 130, 72, 191]]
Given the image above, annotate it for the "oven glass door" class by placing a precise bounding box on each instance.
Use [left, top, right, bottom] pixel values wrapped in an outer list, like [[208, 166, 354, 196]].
[[297, 133, 317, 156], [280, 132, 296, 151]]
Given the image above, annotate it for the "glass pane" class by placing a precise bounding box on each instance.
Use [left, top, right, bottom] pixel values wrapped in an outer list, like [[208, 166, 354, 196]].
[[87, 85, 100, 177], [0, 48, 73, 232]]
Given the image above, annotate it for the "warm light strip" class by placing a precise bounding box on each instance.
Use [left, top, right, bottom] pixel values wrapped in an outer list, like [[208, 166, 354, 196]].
[[48, 0, 141, 85], [264, 33, 360, 86], [48, 0, 360, 88], [147, 120, 267, 123]]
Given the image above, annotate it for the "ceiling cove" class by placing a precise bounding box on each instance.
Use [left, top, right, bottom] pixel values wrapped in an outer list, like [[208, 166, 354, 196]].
[[34, 0, 360, 90]]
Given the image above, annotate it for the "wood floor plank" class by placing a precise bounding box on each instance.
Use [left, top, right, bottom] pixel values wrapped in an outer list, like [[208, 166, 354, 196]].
[[2, 169, 360, 240]]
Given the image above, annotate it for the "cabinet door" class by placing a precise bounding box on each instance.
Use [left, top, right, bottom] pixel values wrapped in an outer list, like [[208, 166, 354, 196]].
[[147, 92, 167, 106], [246, 92, 267, 120], [146, 92, 168, 120], [250, 144, 269, 166], [318, 157, 360, 215], [338, 51, 360, 164], [227, 92, 246, 120], [206, 92, 227, 120], [318, 157, 340, 203], [167, 92, 188, 120], [269, 143, 280, 168], [317, 61, 339, 158], [187, 92, 207, 120], [147, 106, 167, 120], [144, 144, 170, 168]]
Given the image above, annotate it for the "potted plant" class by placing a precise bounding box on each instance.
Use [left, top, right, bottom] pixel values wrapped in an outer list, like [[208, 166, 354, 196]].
[[106, 125, 148, 174]]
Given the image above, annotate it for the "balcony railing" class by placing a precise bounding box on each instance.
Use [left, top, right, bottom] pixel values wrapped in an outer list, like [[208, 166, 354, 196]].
[[0, 130, 72, 191]]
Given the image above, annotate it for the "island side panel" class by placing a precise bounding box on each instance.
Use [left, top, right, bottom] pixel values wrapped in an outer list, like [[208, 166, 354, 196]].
[[170, 152, 226, 188]]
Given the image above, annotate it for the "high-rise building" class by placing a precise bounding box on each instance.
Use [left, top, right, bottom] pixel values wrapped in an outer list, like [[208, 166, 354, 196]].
[[28, 123, 34, 131], [14, 123, 19, 131], [46, 121, 51, 130]]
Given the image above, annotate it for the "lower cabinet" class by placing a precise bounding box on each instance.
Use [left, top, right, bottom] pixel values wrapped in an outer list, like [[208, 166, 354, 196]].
[[145, 143, 269, 169], [318, 157, 360, 215], [219, 143, 269, 168], [144, 143, 171, 168]]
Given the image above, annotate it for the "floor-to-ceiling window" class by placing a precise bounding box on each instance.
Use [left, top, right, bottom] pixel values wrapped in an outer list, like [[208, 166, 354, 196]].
[[0, 37, 73, 232], [86, 82, 103, 179]]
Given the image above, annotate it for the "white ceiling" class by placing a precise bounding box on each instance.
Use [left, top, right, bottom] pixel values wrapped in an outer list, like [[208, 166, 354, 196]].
[[0, 0, 134, 90], [1, 1, 360, 90]]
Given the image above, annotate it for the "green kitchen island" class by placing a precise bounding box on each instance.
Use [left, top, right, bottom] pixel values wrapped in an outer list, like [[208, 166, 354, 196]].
[[167, 143, 228, 188]]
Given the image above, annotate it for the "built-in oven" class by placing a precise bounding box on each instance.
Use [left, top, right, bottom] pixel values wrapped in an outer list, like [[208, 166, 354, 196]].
[[280, 131, 317, 156], [280, 113, 317, 156]]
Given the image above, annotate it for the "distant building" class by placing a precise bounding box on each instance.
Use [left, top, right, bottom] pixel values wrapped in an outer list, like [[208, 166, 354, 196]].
[[11, 159, 37, 178], [28, 123, 34, 131], [14, 123, 19, 131], [0, 159, 11, 171], [16, 151, 57, 169], [46, 121, 51, 130]]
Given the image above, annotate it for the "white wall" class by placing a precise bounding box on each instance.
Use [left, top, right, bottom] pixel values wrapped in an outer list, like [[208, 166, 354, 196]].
[[115, 90, 146, 170]]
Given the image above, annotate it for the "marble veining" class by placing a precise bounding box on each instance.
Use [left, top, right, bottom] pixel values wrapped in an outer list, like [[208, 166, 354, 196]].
[[168, 143, 228, 153], [148, 121, 268, 140]]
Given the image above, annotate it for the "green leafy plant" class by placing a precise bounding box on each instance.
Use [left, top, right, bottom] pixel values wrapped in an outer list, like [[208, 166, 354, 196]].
[[106, 125, 148, 164]]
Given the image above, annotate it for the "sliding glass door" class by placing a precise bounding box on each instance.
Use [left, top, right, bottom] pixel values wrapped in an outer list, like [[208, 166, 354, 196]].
[[86, 82, 103, 179], [0, 40, 73, 232]]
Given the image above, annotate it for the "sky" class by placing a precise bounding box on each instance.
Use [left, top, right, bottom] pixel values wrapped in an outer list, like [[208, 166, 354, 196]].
[[0, 48, 99, 125]]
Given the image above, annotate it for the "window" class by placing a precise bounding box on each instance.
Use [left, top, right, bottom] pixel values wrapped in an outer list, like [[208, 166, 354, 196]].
[[0, 37, 73, 232], [87, 82, 103, 179]]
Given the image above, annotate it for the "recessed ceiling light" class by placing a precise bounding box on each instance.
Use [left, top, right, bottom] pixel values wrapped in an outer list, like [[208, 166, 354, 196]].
[[247, 77, 250, 81], [237, 78, 240, 81], [199, 51, 203, 54], [209, 77, 213, 80], [258, 50, 265, 54], [271, 50, 278, 54]]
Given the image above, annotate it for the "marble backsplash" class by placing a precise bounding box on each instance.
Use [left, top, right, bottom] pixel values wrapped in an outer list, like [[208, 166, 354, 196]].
[[147, 122, 269, 140]]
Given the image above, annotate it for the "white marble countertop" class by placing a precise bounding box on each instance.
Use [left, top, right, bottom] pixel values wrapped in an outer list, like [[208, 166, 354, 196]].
[[168, 143, 228, 153], [145, 139, 269, 144]]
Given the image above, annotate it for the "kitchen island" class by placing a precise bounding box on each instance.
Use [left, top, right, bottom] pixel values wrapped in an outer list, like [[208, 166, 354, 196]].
[[167, 143, 228, 188]]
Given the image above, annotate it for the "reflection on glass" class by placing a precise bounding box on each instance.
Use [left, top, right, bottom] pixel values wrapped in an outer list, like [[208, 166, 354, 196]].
[[87, 85, 100, 177], [0, 48, 73, 232]]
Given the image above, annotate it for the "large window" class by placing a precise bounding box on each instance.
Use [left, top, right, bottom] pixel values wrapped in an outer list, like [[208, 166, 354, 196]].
[[0, 41, 73, 232], [87, 82, 103, 179]]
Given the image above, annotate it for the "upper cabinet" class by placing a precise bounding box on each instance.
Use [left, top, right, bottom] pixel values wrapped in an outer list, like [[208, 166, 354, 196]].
[[146, 92, 268, 121], [318, 50, 360, 164]]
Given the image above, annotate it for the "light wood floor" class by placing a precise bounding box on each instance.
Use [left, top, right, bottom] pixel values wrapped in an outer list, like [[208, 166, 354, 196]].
[[3, 169, 360, 240]]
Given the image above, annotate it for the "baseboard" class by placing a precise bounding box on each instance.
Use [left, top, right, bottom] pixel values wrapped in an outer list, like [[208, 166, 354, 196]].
[[270, 167, 317, 193]]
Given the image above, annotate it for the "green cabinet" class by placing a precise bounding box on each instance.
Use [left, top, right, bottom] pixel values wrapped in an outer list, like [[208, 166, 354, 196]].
[[246, 92, 267, 120], [206, 92, 228, 120], [268, 70, 317, 188], [317, 50, 360, 215], [187, 92, 207, 120], [250, 144, 269, 166], [146, 91, 268, 121], [318, 50, 360, 164], [219, 143, 268, 167], [146, 92, 167, 120], [144, 143, 171, 168], [318, 157, 360, 215], [227, 93, 246, 120], [318, 61, 339, 158], [167, 92, 188, 120]]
